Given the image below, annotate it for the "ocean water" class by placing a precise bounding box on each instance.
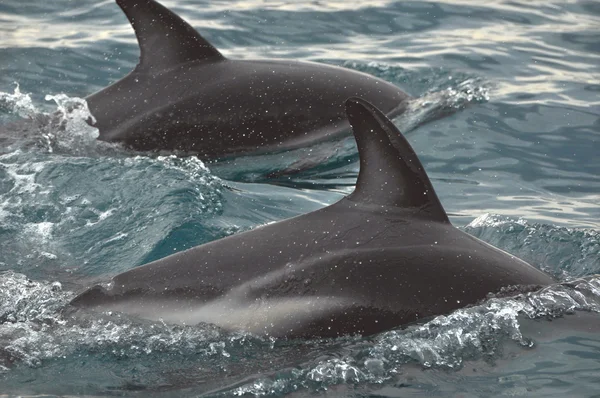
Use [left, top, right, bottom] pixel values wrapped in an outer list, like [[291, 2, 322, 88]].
[[0, 0, 599, 396]]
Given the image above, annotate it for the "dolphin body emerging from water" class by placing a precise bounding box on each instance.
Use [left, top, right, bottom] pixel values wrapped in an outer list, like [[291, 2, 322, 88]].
[[71, 98, 554, 338], [85, 0, 410, 158]]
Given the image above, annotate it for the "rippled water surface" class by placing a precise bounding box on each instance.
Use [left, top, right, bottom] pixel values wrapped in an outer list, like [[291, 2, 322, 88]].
[[0, 0, 599, 396]]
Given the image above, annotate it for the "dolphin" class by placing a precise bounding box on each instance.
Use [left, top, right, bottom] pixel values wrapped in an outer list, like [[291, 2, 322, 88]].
[[85, 0, 411, 159], [71, 98, 554, 338]]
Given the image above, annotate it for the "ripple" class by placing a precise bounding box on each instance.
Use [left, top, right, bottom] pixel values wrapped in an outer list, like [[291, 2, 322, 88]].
[[0, 150, 223, 278], [0, 0, 598, 395], [465, 213, 600, 278]]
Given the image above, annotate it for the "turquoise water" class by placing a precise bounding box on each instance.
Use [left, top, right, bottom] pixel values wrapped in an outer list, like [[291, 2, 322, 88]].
[[0, 0, 599, 396]]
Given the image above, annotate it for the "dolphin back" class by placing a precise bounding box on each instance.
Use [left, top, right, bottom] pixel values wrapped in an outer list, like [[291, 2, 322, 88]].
[[71, 98, 554, 338]]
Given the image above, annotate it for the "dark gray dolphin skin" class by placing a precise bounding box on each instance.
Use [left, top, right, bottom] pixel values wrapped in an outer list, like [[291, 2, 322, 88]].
[[86, 0, 411, 158], [71, 98, 554, 338]]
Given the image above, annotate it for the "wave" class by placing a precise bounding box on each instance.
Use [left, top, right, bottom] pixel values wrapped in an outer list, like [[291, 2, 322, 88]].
[[0, 269, 598, 394]]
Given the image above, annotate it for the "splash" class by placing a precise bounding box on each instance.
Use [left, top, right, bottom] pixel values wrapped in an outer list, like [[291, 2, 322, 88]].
[[404, 77, 490, 130], [342, 62, 491, 132], [0, 84, 37, 119], [0, 84, 100, 154], [230, 276, 600, 396], [41, 93, 99, 153], [0, 266, 598, 394], [465, 214, 600, 278], [0, 271, 234, 372], [0, 271, 72, 369]]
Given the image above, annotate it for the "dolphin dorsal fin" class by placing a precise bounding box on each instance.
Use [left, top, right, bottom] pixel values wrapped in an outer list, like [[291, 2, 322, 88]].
[[116, 0, 224, 72], [345, 98, 449, 223]]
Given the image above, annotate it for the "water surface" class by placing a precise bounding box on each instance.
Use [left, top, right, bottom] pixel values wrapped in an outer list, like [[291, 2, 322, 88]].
[[0, 0, 599, 396]]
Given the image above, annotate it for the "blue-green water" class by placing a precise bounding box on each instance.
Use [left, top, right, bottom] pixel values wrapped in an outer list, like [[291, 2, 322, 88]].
[[0, 0, 599, 396]]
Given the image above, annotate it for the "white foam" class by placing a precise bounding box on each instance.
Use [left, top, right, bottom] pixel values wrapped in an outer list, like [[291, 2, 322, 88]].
[[23, 222, 55, 243], [42, 93, 99, 152], [0, 83, 37, 118]]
